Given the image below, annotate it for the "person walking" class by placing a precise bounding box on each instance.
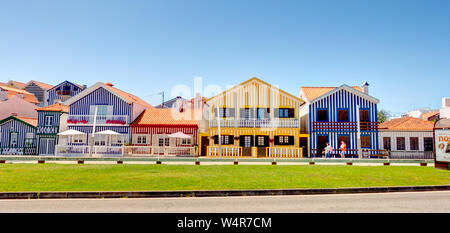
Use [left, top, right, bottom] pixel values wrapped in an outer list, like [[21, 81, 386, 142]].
[[324, 142, 333, 158], [339, 141, 347, 158]]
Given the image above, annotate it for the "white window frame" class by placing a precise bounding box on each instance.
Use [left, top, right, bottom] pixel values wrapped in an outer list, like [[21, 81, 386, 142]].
[[44, 115, 54, 126]]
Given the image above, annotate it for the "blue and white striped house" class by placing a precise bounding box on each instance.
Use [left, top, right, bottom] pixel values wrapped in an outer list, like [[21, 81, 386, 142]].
[[0, 115, 38, 155], [61, 82, 152, 149], [36, 103, 69, 155], [299, 83, 380, 157], [46, 80, 86, 106]]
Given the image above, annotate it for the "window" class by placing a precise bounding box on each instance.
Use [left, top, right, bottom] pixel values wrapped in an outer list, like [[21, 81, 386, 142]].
[[257, 108, 268, 119], [359, 109, 370, 122], [44, 115, 54, 126], [278, 108, 294, 118], [361, 135, 371, 148], [242, 135, 252, 147], [243, 108, 251, 119], [275, 136, 294, 145], [383, 137, 391, 150], [181, 138, 191, 145], [94, 134, 106, 146], [24, 132, 34, 147], [218, 108, 234, 117], [159, 137, 169, 147], [317, 109, 328, 121], [397, 137, 406, 150], [73, 135, 84, 143], [338, 109, 349, 122], [424, 137, 433, 151], [9, 132, 18, 147], [137, 135, 147, 144], [221, 135, 229, 144], [410, 137, 419, 150]]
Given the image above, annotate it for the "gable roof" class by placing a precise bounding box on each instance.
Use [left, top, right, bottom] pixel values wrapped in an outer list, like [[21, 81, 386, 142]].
[[0, 85, 40, 104], [0, 115, 38, 127], [48, 80, 85, 91], [207, 77, 305, 104], [6, 80, 26, 89], [35, 103, 69, 113], [131, 108, 200, 126], [421, 111, 439, 121], [64, 82, 152, 108], [379, 117, 434, 131], [300, 85, 379, 104], [24, 80, 54, 90]]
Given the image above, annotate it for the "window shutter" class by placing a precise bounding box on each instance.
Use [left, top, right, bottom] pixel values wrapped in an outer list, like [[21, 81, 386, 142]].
[[274, 136, 280, 145], [240, 136, 245, 147], [288, 136, 294, 145], [228, 135, 234, 145], [288, 108, 295, 118], [214, 135, 219, 144], [274, 108, 279, 118], [264, 136, 269, 147]]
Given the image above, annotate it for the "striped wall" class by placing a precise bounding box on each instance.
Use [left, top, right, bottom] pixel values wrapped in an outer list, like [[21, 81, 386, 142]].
[[207, 79, 303, 119], [0, 118, 36, 148], [37, 111, 61, 128], [69, 87, 132, 117], [47, 81, 84, 105], [24, 83, 45, 106], [309, 88, 379, 154], [132, 126, 198, 145]]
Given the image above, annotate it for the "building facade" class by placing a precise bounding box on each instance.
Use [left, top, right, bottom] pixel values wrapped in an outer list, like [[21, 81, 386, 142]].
[[60, 82, 151, 150], [202, 77, 308, 158], [0, 115, 37, 155], [36, 103, 69, 155], [378, 117, 434, 159], [46, 81, 86, 106], [299, 83, 380, 157]]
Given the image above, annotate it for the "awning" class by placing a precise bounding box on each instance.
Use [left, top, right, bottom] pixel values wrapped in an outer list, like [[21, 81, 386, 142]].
[[96, 130, 121, 135], [57, 129, 85, 136], [168, 131, 192, 139]]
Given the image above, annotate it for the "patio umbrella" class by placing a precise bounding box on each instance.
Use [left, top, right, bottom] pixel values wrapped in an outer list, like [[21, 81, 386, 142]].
[[57, 129, 85, 135], [168, 131, 191, 139], [95, 130, 122, 146]]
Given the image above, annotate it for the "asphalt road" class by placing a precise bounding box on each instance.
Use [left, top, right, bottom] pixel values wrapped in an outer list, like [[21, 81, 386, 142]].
[[0, 191, 449, 213]]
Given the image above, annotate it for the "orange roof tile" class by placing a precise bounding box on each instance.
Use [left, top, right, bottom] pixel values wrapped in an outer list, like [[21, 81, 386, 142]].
[[131, 108, 200, 126], [7, 80, 26, 89], [36, 103, 69, 112], [102, 82, 153, 108], [301, 86, 363, 101], [0, 85, 39, 104], [421, 111, 439, 121], [379, 117, 434, 131], [16, 116, 38, 127], [27, 80, 54, 90]]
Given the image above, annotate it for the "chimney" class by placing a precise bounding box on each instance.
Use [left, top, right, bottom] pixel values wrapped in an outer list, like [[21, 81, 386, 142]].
[[0, 91, 8, 101], [105, 82, 114, 87], [11, 113, 18, 116], [362, 82, 369, 95]]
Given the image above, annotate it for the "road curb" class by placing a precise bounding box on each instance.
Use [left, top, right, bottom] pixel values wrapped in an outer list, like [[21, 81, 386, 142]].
[[1, 185, 449, 199]]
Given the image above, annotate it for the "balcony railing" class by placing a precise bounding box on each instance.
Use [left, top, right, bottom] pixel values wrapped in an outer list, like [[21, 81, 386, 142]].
[[209, 119, 299, 128], [67, 115, 129, 125], [37, 126, 59, 134], [312, 121, 378, 131]]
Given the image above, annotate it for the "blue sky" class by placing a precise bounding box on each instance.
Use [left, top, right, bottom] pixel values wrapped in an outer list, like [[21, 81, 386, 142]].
[[1, 0, 449, 115]]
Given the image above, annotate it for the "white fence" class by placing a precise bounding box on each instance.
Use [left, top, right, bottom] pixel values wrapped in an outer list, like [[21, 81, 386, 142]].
[[123, 146, 195, 157], [207, 146, 242, 157], [55, 145, 124, 157], [267, 147, 302, 158]]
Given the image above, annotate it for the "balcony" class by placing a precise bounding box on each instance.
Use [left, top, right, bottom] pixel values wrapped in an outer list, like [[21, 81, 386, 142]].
[[209, 119, 299, 128], [37, 126, 59, 134], [67, 115, 129, 126], [312, 121, 378, 131]]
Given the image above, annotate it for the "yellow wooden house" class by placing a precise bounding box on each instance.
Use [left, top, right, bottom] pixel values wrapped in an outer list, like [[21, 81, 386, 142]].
[[200, 77, 309, 158]]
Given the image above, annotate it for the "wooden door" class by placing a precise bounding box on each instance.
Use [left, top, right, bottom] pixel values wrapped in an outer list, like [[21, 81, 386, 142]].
[[200, 136, 209, 156]]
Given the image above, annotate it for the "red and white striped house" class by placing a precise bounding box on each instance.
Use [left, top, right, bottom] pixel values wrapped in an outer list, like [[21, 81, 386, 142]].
[[129, 108, 202, 155]]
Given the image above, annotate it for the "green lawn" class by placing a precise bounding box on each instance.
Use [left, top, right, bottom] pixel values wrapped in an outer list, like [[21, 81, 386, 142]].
[[0, 164, 449, 192]]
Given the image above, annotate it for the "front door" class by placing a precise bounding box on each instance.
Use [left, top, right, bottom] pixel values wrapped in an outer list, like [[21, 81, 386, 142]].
[[299, 137, 308, 157], [200, 136, 209, 156], [255, 135, 269, 157], [39, 138, 56, 155], [317, 135, 329, 157], [240, 135, 253, 156]]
